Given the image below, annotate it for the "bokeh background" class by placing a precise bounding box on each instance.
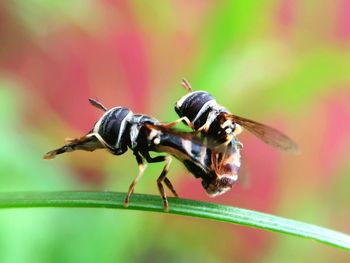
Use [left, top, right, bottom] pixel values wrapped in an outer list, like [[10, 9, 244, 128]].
[[0, 1, 350, 262]]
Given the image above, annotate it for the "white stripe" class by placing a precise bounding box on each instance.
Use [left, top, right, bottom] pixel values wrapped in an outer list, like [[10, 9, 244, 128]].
[[86, 133, 114, 154], [176, 91, 205, 109], [115, 111, 133, 148], [148, 128, 159, 140], [181, 140, 192, 156], [93, 107, 122, 133], [130, 123, 141, 149], [199, 145, 207, 165], [192, 99, 217, 123]]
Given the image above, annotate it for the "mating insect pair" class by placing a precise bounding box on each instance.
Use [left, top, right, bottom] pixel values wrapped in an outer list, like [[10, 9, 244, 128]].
[[44, 80, 298, 211]]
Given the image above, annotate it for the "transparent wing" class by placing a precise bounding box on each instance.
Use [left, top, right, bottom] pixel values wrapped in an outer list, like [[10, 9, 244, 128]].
[[225, 113, 299, 154]]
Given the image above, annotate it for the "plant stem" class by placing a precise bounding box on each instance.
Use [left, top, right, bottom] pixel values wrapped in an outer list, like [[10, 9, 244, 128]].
[[0, 191, 349, 251]]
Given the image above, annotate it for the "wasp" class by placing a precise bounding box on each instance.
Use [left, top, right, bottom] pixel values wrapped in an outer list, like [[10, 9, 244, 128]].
[[174, 79, 299, 153], [44, 99, 240, 211]]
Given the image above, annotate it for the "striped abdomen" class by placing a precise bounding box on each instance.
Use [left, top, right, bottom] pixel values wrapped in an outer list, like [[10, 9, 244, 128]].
[[92, 107, 132, 154], [174, 91, 217, 129]]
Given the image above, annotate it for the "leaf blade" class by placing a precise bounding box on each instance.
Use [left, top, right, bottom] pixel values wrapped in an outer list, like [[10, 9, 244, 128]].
[[0, 191, 349, 251]]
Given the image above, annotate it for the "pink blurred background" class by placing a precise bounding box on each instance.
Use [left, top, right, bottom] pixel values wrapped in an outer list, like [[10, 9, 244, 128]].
[[0, 1, 349, 262]]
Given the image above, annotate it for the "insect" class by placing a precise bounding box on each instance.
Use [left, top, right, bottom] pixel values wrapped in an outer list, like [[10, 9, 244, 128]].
[[44, 99, 240, 211], [174, 79, 299, 153]]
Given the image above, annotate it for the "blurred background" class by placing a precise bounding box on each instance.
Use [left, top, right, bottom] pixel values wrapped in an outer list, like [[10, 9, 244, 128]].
[[0, 0, 349, 262]]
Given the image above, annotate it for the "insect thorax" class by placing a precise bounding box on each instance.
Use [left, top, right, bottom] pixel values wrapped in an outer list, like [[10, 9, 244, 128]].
[[128, 114, 159, 150]]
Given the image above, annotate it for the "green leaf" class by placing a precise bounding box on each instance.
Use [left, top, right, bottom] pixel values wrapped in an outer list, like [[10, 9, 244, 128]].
[[0, 191, 349, 252]]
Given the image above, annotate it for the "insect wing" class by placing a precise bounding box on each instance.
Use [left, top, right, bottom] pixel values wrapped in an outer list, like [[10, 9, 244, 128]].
[[225, 113, 299, 154]]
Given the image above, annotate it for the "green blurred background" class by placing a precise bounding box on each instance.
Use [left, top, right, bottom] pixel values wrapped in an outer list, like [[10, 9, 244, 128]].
[[0, 1, 349, 262]]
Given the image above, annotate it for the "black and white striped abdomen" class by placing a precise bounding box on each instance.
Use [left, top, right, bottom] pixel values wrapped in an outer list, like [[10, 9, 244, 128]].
[[174, 91, 216, 128], [93, 107, 132, 152]]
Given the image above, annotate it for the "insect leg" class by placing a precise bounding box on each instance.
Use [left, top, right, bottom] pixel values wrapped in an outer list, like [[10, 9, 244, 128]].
[[195, 122, 210, 133], [143, 153, 178, 195], [43, 135, 104, 159], [163, 177, 179, 197], [156, 156, 172, 212], [158, 116, 194, 129], [123, 152, 146, 208], [144, 153, 167, 163], [88, 98, 108, 112], [143, 152, 175, 211]]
